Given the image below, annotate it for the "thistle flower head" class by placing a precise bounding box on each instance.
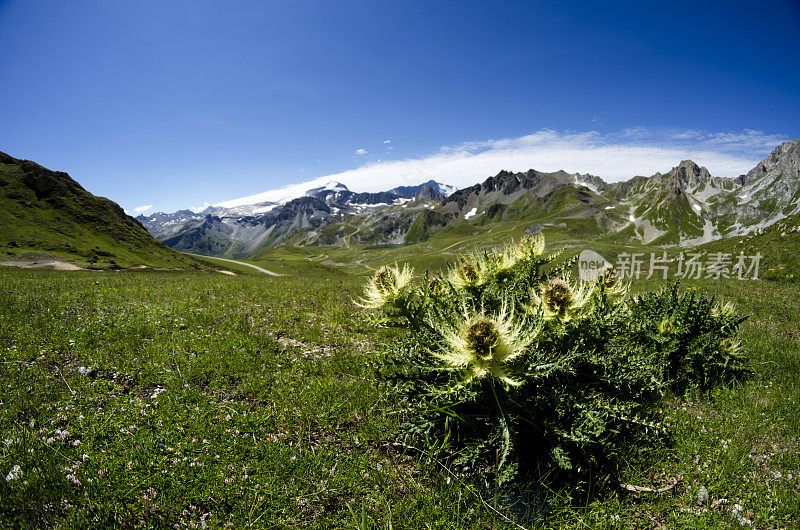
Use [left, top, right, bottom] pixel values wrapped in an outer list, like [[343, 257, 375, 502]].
[[427, 275, 444, 295], [542, 279, 573, 313], [436, 301, 538, 387], [514, 234, 545, 260], [372, 266, 394, 292], [598, 265, 629, 298], [465, 317, 501, 361], [460, 261, 479, 282], [658, 318, 674, 336], [719, 337, 742, 356], [528, 277, 593, 323], [357, 264, 413, 308], [481, 235, 546, 279], [491, 244, 521, 274], [712, 301, 736, 319], [447, 256, 490, 289]]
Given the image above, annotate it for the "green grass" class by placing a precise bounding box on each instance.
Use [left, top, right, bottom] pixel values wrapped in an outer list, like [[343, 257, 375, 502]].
[[697, 212, 800, 281], [1, 243, 799, 528]]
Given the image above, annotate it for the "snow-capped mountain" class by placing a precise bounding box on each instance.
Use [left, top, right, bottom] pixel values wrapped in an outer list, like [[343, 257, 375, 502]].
[[137, 180, 453, 254]]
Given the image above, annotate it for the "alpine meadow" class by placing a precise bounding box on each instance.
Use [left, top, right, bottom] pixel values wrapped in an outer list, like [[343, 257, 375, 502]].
[[2, 1, 800, 528]]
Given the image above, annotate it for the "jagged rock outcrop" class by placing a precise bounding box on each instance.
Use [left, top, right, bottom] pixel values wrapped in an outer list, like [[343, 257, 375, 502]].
[[737, 139, 800, 186]]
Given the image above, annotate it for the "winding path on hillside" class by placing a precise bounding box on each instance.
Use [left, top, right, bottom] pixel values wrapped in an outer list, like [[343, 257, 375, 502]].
[[185, 254, 283, 276]]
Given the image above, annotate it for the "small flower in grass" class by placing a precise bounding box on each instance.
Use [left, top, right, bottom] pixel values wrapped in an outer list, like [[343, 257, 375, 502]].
[[357, 264, 414, 308], [528, 278, 593, 323], [436, 301, 538, 387], [5, 465, 22, 482]]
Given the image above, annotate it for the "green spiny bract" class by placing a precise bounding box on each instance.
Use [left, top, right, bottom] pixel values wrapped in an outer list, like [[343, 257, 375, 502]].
[[367, 236, 749, 486]]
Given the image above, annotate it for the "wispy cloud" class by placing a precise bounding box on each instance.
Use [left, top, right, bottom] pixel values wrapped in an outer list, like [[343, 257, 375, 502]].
[[383, 139, 391, 144], [355, 148, 368, 156], [189, 202, 211, 213], [133, 204, 153, 213], [216, 128, 789, 208]]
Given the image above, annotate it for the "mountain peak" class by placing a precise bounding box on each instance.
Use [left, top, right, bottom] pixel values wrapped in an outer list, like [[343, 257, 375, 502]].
[[388, 180, 455, 198], [413, 184, 445, 201], [305, 181, 351, 199], [740, 138, 800, 186], [323, 181, 348, 191], [667, 160, 712, 188]]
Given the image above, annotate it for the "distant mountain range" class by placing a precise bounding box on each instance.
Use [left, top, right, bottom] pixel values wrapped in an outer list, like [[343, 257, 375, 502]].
[[137, 180, 454, 255], [137, 139, 800, 256], [4, 140, 797, 265]]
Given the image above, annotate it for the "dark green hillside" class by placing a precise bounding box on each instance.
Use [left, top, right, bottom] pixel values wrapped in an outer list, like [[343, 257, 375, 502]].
[[0, 151, 199, 268]]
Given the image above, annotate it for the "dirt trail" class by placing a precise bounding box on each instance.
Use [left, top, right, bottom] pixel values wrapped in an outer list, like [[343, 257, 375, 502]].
[[185, 254, 282, 276]]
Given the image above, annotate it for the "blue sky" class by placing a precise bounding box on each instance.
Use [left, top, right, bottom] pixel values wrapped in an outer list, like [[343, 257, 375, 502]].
[[1, 0, 798, 213]]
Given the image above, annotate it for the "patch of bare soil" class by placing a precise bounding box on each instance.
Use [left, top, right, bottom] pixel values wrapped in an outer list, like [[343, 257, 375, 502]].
[[1, 253, 83, 271]]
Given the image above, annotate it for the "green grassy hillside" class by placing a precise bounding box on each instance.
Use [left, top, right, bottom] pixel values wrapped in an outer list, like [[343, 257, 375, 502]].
[[0, 151, 199, 268], [695, 213, 800, 281]]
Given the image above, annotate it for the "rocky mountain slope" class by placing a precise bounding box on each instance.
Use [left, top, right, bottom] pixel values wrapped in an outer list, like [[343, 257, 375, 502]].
[[0, 151, 198, 268], [141, 139, 800, 256], [425, 139, 800, 246]]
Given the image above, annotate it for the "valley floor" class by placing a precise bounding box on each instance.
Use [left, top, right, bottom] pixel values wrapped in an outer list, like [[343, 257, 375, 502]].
[[0, 247, 798, 528]]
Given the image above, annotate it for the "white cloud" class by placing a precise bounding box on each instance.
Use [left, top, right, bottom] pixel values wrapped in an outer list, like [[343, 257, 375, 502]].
[[189, 202, 212, 213], [215, 128, 788, 208], [133, 204, 153, 213], [383, 139, 391, 144], [355, 148, 368, 156]]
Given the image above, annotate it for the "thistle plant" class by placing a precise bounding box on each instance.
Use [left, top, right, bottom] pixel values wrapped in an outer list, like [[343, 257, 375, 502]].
[[365, 237, 748, 487], [626, 282, 749, 392]]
